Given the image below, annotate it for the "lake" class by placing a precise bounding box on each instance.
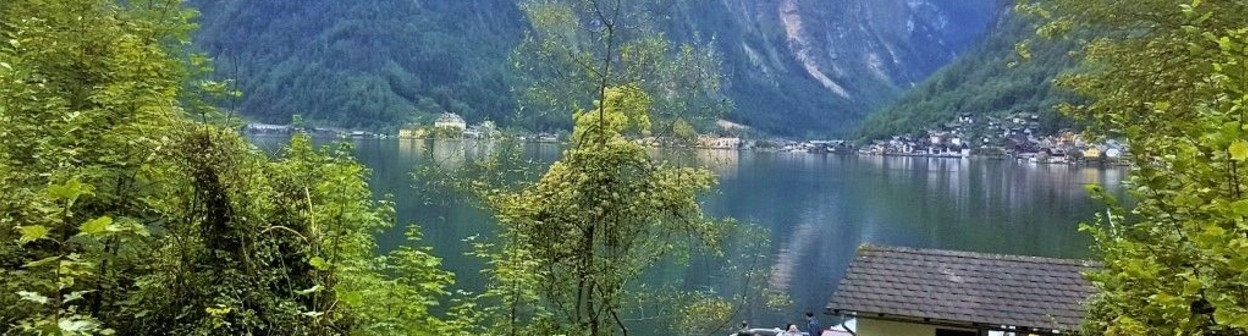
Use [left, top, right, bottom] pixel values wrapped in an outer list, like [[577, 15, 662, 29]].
[[252, 137, 1126, 330]]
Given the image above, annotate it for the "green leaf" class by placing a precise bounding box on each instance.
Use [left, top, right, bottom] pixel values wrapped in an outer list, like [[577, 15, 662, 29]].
[[17, 225, 50, 245], [0, 62, 10, 71], [115, 217, 150, 237], [1196, 225, 1225, 247], [1232, 199, 1248, 216], [17, 291, 50, 304], [63, 290, 93, 303], [79, 216, 112, 236], [205, 306, 232, 316], [309, 256, 328, 271], [24, 256, 60, 268], [46, 179, 89, 201], [295, 285, 323, 295], [1215, 308, 1248, 329], [58, 317, 99, 333], [1231, 141, 1248, 161], [1154, 101, 1172, 111]]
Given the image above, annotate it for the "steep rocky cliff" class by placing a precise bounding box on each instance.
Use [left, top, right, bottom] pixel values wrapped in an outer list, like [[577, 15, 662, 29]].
[[668, 0, 999, 134], [190, 0, 1001, 135]]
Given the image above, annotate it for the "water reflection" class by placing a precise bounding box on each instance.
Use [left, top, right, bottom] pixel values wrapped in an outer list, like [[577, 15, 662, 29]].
[[703, 153, 1125, 317], [696, 149, 740, 179], [396, 138, 426, 159], [250, 137, 1126, 331]]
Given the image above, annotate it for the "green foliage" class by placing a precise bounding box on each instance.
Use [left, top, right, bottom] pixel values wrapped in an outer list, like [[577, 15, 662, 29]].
[[423, 4, 783, 335], [0, 0, 455, 334], [571, 86, 653, 142], [0, 0, 193, 332], [1022, 0, 1248, 334], [664, 223, 790, 336], [858, 11, 1079, 140], [672, 294, 734, 336], [471, 87, 733, 335]]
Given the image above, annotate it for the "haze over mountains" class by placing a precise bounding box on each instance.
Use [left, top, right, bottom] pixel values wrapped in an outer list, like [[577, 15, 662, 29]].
[[190, 0, 1016, 136]]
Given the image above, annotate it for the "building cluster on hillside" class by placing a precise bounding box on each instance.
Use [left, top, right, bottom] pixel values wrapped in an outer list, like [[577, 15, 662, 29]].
[[774, 140, 856, 154], [517, 132, 560, 143], [633, 120, 748, 149], [634, 135, 744, 149], [244, 123, 383, 138], [697, 135, 743, 149], [860, 113, 1130, 164], [398, 113, 503, 139]]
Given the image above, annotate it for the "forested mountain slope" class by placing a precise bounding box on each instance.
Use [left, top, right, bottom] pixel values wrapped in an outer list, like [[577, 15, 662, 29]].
[[191, 0, 524, 130], [189, 0, 1001, 135], [857, 11, 1079, 140]]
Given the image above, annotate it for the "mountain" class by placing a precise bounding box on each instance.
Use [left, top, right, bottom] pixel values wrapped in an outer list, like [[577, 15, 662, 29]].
[[189, 0, 1002, 135], [856, 10, 1079, 140], [666, 0, 999, 136], [191, 0, 524, 130]]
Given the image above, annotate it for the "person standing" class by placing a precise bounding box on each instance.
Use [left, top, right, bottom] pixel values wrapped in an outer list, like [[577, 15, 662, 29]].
[[806, 312, 823, 336]]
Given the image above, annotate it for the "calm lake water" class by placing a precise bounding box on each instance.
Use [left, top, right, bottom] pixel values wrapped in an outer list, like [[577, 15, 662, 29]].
[[252, 137, 1126, 330]]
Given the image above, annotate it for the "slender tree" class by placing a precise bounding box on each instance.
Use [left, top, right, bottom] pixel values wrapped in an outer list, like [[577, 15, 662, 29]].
[[446, 2, 775, 336], [514, 0, 729, 134], [477, 86, 728, 336]]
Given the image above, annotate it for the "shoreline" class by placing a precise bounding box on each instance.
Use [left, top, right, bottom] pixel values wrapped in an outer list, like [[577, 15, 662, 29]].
[[246, 134, 1132, 167]]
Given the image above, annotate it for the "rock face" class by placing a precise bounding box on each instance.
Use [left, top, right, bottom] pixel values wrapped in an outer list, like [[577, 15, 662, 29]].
[[670, 0, 999, 134], [190, 0, 1000, 135]]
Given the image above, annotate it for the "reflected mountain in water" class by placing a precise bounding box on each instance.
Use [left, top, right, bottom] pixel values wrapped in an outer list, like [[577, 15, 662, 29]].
[[250, 137, 1125, 331]]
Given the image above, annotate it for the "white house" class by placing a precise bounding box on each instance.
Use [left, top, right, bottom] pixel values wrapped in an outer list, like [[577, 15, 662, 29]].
[[1104, 146, 1124, 159], [434, 113, 467, 130]]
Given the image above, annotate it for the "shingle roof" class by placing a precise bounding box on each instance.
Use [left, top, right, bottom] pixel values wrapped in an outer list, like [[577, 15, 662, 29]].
[[826, 245, 1098, 333]]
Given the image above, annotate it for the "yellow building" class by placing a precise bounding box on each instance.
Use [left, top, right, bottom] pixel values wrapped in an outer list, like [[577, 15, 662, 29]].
[[1083, 148, 1102, 160], [398, 128, 428, 139]]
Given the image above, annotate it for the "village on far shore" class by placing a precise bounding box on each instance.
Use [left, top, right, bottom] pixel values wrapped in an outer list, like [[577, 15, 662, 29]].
[[244, 112, 1130, 166], [852, 113, 1130, 165]]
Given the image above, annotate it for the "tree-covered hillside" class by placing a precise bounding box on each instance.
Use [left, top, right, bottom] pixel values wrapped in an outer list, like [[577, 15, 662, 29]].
[[857, 11, 1078, 140], [190, 0, 1001, 136], [191, 0, 525, 130]]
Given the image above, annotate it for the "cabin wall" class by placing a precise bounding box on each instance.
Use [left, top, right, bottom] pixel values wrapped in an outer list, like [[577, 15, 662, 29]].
[[857, 318, 978, 336]]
